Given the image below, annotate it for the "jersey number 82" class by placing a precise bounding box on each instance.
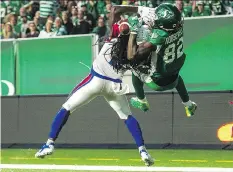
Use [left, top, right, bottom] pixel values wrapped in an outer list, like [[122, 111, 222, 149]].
[[163, 37, 184, 64]]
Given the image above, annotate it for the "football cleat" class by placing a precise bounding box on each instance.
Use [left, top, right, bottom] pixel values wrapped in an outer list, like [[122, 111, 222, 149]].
[[130, 97, 150, 112], [184, 101, 197, 117], [140, 149, 154, 167], [35, 142, 54, 158]]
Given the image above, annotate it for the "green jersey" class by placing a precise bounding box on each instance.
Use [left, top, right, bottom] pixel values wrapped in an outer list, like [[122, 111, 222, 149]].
[[96, 0, 105, 18], [130, 27, 186, 83], [8, 1, 22, 15], [128, 14, 186, 81], [148, 28, 186, 77], [39, 1, 59, 18]]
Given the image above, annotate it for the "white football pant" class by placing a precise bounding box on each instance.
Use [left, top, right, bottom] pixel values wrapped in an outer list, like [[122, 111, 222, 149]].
[[62, 41, 131, 119]]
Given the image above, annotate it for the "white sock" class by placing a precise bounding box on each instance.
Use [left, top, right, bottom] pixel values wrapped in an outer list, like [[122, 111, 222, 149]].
[[139, 97, 147, 103], [183, 100, 192, 107], [138, 145, 146, 152], [46, 139, 54, 145]]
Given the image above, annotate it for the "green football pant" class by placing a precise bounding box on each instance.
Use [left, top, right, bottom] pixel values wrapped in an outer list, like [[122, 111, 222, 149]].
[[132, 74, 189, 102]]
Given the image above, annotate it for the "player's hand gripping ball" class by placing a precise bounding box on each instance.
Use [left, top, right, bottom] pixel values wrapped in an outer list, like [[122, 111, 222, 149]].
[[119, 20, 130, 35]]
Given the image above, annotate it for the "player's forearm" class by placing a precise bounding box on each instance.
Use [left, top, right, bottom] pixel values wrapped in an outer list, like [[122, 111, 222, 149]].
[[133, 42, 156, 62], [127, 32, 138, 60]]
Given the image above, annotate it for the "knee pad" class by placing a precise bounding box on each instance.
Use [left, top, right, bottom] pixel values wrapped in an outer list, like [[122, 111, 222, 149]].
[[62, 102, 75, 113]]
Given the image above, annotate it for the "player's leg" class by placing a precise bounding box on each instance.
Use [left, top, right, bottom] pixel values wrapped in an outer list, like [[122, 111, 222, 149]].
[[175, 75, 197, 117], [130, 73, 177, 112], [130, 72, 172, 111], [104, 93, 154, 166], [132, 73, 197, 116], [35, 75, 102, 158], [130, 73, 150, 112]]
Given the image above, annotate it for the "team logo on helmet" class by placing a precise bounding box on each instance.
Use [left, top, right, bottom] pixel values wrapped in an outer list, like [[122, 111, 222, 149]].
[[157, 9, 174, 19]]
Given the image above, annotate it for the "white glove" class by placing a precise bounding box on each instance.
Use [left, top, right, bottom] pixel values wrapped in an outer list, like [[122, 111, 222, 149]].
[[137, 6, 157, 28]]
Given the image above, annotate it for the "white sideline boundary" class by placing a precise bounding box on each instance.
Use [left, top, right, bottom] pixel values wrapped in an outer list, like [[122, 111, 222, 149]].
[[184, 14, 233, 20], [1, 164, 233, 172]]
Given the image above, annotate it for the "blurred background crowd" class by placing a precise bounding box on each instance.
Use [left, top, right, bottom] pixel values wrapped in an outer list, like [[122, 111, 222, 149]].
[[1, 0, 233, 40]]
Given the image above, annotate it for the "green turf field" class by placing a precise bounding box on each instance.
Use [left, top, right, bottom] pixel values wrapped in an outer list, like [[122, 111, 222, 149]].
[[1, 149, 233, 172]]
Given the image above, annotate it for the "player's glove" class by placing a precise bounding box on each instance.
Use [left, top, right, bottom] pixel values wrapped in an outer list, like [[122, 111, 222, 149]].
[[137, 6, 157, 28], [128, 16, 142, 33]]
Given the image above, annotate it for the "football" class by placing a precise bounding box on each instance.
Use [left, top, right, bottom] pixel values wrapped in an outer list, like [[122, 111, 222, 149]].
[[119, 21, 130, 35]]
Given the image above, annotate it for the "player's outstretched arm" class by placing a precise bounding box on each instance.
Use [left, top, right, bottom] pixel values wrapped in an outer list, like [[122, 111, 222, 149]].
[[127, 32, 156, 63], [127, 32, 138, 60]]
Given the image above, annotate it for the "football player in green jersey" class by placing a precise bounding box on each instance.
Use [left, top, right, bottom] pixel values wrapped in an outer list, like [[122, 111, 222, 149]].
[[129, 3, 197, 117], [111, 3, 197, 117]]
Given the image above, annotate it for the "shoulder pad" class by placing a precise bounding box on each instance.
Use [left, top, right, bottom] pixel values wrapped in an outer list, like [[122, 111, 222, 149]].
[[149, 29, 167, 45], [153, 29, 168, 37]]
